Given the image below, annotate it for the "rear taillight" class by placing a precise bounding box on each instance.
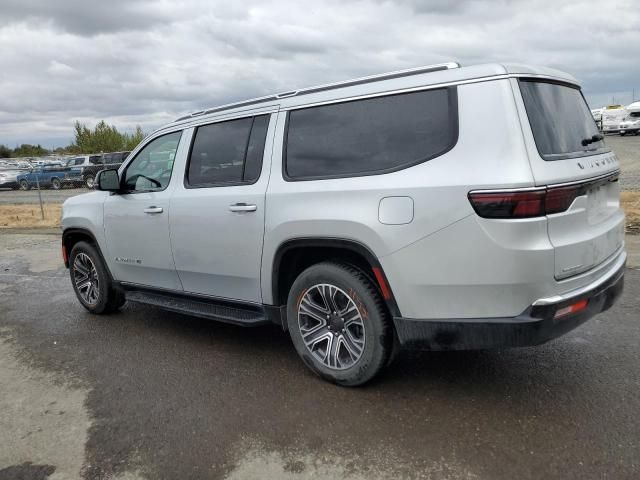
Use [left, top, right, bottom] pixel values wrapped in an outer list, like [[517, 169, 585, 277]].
[[468, 190, 545, 218], [545, 185, 583, 215], [469, 185, 583, 219]]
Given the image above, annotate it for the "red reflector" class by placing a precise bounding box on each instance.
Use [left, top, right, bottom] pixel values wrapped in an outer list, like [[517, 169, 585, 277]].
[[468, 191, 545, 219], [62, 244, 68, 264], [372, 267, 392, 300], [554, 299, 588, 319]]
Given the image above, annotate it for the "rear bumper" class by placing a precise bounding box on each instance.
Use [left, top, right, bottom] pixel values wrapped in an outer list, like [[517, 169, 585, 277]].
[[393, 256, 625, 351]]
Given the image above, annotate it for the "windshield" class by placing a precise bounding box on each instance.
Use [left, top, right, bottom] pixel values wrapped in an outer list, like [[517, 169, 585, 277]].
[[519, 80, 608, 161]]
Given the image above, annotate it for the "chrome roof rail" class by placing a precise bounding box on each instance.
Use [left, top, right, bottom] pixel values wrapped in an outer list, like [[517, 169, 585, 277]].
[[174, 62, 460, 122]]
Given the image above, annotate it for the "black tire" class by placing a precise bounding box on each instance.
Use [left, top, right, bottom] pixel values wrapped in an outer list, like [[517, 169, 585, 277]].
[[51, 177, 62, 190], [19, 180, 30, 191], [84, 175, 95, 189], [69, 241, 125, 314], [287, 262, 393, 386], [620, 131, 626, 136]]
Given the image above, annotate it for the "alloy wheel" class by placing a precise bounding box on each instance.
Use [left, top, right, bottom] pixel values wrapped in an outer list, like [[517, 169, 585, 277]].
[[297, 283, 366, 370], [73, 253, 100, 305]]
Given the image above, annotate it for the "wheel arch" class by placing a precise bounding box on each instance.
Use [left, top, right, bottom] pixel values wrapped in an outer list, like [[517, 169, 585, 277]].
[[62, 228, 110, 277], [271, 238, 401, 318]]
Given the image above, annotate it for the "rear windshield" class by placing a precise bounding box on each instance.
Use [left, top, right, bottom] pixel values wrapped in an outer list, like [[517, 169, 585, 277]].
[[519, 80, 608, 161]]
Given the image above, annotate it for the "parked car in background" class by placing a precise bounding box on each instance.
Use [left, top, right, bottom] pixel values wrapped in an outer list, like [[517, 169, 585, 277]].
[[66, 151, 131, 188], [17, 166, 73, 190], [0, 169, 22, 189], [62, 63, 625, 386]]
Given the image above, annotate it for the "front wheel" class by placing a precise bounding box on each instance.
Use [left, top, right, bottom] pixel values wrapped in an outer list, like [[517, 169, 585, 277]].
[[51, 177, 62, 190], [69, 241, 125, 314], [19, 180, 30, 190], [620, 131, 626, 136], [287, 262, 393, 386]]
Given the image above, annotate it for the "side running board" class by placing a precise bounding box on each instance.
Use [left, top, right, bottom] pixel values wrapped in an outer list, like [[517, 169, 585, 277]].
[[124, 289, 270, 327]]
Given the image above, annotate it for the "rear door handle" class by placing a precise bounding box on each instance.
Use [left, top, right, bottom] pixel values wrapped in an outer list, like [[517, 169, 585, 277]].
[[229, 203, 257, 213], [144, 206, 163, 214]]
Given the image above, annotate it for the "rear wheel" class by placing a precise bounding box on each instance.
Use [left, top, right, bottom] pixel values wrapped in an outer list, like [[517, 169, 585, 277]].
[[19, 180, 30, 190], [69, 241, 125, 314], [287, 262, 393, 386], [84, 175, 95, 189], [620, 131, 626, 136], [51, 177, 62, 190]]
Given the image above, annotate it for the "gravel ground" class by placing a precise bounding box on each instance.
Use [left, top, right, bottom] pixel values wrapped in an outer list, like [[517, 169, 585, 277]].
[[0, 233, 639, 480], [607, 134, 640, 191]]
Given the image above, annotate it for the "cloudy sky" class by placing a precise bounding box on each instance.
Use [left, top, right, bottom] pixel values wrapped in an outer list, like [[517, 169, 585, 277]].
[[0, 0, 639, 148]]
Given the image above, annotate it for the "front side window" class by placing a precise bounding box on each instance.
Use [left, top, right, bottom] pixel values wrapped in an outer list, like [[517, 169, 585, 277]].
[[284, 87, 458, 180], [519, 79, 609, 161], [122, 131, 182, 192], [186, 114, 269, 187]]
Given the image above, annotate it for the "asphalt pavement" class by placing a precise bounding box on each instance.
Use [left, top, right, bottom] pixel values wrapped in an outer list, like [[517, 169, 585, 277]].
[[0, 233, 639, 480]]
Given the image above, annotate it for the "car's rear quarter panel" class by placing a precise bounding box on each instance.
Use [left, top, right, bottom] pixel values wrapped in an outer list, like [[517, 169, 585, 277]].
[[262, 79, 540, 314]]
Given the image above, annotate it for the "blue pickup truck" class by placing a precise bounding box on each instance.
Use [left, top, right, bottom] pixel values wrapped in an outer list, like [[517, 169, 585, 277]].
[[17, 167, 74, 190]]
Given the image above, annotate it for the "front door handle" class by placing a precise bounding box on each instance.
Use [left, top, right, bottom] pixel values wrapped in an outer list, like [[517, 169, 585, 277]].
[[229, 203, 257, 213], [144, 206, 163, 214]]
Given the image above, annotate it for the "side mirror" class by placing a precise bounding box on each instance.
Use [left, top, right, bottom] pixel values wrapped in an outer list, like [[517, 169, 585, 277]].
[[96, 169, 120, 192]]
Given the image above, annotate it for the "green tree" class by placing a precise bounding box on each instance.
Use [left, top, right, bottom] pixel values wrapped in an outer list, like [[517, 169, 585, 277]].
[[72, 121, 146, 153], [73, 121, 93, 153], [122, 125, 145, 150], [12, 144, 50, 157], [0, 144, 11, 158]]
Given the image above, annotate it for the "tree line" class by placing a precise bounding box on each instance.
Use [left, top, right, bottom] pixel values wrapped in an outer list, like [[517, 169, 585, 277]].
[[0, 121, 146, 158]]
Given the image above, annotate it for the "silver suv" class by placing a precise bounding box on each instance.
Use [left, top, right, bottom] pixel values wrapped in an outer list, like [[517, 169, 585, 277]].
[[62, 63, 626, 386]]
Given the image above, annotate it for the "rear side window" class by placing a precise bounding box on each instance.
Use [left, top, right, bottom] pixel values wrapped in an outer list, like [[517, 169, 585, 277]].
[[284, 87, 458, 180], [519, 79, 608, 161], [186, 115, 270, 187]]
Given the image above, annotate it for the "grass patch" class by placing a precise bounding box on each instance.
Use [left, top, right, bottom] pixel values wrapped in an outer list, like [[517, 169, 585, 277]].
[[622, 191, 640, 234], [0, 204, 61, 228]]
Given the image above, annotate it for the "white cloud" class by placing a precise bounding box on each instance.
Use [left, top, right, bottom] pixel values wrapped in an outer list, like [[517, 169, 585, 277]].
[[0, 0, 638, 147]]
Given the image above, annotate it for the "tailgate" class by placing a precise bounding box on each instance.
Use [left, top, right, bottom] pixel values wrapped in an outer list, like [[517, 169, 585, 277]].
[[516, 79, 625, 280], [546, 172, 625, 279]]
